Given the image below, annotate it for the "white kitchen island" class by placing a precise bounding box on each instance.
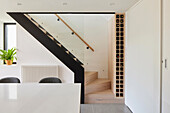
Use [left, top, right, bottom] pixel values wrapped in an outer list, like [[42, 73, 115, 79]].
[[0, 83, 81, 113]]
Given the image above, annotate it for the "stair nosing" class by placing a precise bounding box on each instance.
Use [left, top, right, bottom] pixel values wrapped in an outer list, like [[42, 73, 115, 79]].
[[85, 89, 113, 95]]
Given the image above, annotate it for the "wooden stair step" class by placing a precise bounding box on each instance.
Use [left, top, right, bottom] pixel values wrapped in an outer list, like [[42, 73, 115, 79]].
[[85, 79, 111, 94], [85, 90, 114, 103], [85, 71, 98, 85], [85, 90, 124, 104]]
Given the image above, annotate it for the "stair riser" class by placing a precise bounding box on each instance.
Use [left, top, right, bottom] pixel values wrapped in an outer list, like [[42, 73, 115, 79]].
[[85, 72, 98, 85], [85, 95, 124, 104], [85, 82, 111, 94]]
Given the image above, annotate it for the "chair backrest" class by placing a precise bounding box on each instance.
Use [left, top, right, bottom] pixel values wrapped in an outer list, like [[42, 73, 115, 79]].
[[39, 77, 62, 83], [0, 77, 21, 83]]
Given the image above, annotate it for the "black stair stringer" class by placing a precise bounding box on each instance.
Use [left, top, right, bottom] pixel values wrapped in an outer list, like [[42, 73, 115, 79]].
[[8, 13, 84, 104]]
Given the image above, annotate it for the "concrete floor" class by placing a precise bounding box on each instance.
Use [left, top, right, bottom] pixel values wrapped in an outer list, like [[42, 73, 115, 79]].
[[81, 104, 132, 113]]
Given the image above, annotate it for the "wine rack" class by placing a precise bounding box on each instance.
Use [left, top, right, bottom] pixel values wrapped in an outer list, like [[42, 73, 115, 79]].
[[114, 13, 125, 98]]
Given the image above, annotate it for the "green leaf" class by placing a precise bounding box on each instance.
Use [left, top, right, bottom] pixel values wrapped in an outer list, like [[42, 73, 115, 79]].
[[0, 48, 17, 61]]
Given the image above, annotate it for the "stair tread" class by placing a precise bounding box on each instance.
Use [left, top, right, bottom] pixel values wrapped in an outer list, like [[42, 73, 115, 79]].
[[86, 78, 111, 86], [85, 71, 97, 76], [86, 89, 113, 95]]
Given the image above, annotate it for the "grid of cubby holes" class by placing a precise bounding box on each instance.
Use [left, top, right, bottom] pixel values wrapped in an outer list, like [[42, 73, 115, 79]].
[[115, 14, 125, 98]]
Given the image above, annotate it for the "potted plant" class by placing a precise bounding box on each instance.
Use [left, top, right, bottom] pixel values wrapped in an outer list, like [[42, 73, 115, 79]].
[[0, 48, 17, 65]]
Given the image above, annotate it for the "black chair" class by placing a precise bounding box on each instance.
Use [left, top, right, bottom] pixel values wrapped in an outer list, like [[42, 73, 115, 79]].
[[0, 77, 21, 83], [39, 77, 62, 83]]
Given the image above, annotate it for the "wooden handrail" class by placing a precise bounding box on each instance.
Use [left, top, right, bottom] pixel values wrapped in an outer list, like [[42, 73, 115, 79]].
[[55, 14, 94, 52]]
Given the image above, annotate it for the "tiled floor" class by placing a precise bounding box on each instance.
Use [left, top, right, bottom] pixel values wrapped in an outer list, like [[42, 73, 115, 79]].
[[81, 104, 132, 113]]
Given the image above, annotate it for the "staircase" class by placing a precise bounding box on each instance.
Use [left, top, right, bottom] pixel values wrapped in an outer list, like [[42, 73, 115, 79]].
[[8, 13, 85, 103], [85, 71, 124, 104]]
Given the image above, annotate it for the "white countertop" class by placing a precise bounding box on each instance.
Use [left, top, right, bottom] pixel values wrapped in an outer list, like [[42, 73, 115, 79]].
[[0, 83, 81, 113]]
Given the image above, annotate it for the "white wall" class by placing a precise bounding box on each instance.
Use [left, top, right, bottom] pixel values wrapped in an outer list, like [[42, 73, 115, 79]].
[[0, 21, 3, 49], [125, 0, 161, 113], [0, 24, 74, 83], [162, 0, 170, 112], [108, 16, 115, 90], [84, 15, 113, 78], [0, 21, 3, 64]]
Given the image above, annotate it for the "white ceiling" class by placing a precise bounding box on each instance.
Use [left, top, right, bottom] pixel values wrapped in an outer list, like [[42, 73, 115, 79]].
[[0, 0, 140, 22]]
